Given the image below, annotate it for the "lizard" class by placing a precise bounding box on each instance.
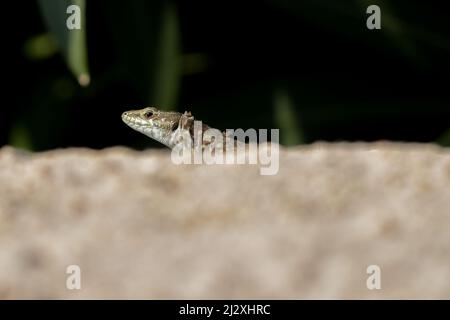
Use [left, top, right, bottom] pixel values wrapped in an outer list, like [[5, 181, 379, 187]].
[[121, 107, 278, 175], [122, 107, 279, 175], [121, 106, 236, 150]]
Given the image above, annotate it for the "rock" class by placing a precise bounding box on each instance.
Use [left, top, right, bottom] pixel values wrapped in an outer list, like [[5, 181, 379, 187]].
[[0, 143, 449, 299]]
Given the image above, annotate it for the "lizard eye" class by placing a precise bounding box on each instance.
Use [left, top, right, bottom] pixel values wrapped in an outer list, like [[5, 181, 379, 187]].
[[144, 111, 153, 118]]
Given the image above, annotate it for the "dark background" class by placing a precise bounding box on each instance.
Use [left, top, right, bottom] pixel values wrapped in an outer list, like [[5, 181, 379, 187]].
[[3, 0, 450, 151]]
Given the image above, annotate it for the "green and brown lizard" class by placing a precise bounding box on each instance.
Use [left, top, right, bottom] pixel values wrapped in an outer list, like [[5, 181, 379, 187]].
[[122, 107, 279, 174], [121, 106, 232, 150]]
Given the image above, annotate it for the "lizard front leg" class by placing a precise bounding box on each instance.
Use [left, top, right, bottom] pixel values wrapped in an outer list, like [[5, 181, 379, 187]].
[[171, 111, 195, 148]]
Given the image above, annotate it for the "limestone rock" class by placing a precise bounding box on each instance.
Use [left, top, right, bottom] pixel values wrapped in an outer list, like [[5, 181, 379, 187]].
[[0, 143, 449, 299]]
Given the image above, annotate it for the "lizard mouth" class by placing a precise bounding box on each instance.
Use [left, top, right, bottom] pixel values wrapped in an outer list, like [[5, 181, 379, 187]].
[[121, 112, 151, 128]]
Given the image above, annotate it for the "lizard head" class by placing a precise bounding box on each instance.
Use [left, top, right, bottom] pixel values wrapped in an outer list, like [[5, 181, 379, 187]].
[[121, 107, 182, 147]]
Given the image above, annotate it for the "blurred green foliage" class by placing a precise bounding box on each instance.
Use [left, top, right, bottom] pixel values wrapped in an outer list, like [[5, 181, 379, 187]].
[[38, 0, 89, 85], [273, 88, 303, 145], [102, 1, 181, 108], [23, 33, 58, 60], [3, 0, 449, 151]]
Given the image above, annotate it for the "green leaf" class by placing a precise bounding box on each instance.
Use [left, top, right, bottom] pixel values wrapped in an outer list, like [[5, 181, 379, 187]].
[[102, 0, 181, 109], [151, 3, 181, 108], [9, 122, 33, 151], [37, 0, 90, 86], [273, 88, 304, 146]]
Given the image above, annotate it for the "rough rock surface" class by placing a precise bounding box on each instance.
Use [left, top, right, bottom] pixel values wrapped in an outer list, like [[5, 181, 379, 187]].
[[0, 143, 449, 299]]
